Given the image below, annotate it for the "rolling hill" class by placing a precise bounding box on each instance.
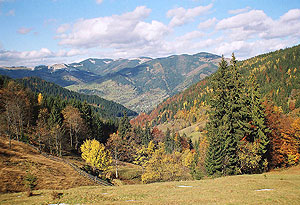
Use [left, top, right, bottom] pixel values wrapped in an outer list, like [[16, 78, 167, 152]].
[[0, 137, 96, 193]]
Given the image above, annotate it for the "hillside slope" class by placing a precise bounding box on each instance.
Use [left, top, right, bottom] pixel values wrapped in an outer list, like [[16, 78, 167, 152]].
[[67, 52, 220, 112], [132, 44, 300, 129], [0, 137, 96, 193], [16, 76, 137, 117]]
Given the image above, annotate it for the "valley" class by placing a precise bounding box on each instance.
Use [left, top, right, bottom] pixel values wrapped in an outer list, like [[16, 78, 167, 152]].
[[1, 44, 300, 205], [1, 1, 300, 204], [0, 52, 220, 113]]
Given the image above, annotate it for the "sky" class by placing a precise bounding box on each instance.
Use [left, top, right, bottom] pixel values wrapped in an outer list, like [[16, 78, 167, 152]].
[[0, 0, 300, 67]]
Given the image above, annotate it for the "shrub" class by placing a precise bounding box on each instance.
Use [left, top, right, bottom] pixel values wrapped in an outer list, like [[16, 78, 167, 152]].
[[23, 171, 37, 191]]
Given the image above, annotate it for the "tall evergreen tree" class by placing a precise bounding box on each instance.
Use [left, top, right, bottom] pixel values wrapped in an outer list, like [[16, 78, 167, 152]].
[[142, 123, 152, 146], [48, 101, 62, 126], [205, 54, 270, 176], [205, 54, 247, 176], [118, 112, 131, 139], [244, 73, 270, 172], [205, 56, 228, 176], [80, 101, 93, 137], [164, 128, 174, 153]]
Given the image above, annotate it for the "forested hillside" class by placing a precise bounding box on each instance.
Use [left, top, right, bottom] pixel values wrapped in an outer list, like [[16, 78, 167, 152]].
[[0, 76, 118, 156], [14, 76, 137, 118], [239, 45, 300, 113], [132, 44, 300, 128]]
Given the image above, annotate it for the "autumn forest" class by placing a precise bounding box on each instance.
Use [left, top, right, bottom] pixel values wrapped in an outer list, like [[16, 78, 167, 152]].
[[0, 45, 300, 192]]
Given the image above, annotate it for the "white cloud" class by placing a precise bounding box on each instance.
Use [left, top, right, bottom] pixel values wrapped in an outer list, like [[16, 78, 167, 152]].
[[280, 9, 300, 22], [212, 9, 300, 58], [216, 9, 300, 41], [56, 23, 70, 33], [96, 0, 103, 4], [17, 27, 32, 34], [177, 31, 205, 41], [0, 48, 85, 66], [228, 6, 251, 15], [57, 6, 170, 51], [198, 17, 217, 29], [216, 10, 271, 31], [3, 5, 300, 67], [260, 9, 300, 39], [214, 39, 291, 59], [167, 4, 213, 27]]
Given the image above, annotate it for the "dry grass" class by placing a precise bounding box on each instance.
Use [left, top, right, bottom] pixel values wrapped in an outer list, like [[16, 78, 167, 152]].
[[1, 136, 300, 204], [1, 165, 300, 204], [0, 137, 97, 193]]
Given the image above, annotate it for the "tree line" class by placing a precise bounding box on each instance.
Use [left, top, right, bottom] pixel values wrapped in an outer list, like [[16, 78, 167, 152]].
[[0, 76, 117, 156], [17, 76, 137, 118]]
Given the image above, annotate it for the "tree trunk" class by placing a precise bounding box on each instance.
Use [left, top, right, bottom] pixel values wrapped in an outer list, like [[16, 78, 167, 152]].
[[70, 126, 73, 149], [75, 133, 78, 151], [38, 133, 42, 153], [115, 147, 118, 178]]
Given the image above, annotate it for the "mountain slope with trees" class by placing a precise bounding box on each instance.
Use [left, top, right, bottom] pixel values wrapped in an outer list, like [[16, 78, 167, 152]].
[[15, 76, 137, 118], [0, 76, 119, 158], [132, 44, 300, 128]]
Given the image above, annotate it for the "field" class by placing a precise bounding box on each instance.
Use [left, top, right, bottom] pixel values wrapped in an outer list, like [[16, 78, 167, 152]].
[[1, 136, 300, 204], [1, 165, 300, 204]]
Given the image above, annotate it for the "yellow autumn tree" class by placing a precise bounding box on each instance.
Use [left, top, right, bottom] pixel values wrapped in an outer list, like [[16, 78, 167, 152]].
[[81, 139, 112, 172], [134, 141, 155, 172], [141, 143, 189, 183], [182, 149, 195, 169], [37, 93, 43, 105]]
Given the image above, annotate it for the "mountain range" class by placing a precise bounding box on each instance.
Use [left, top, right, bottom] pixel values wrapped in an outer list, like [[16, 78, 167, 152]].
[[0, 52, 221, 113]]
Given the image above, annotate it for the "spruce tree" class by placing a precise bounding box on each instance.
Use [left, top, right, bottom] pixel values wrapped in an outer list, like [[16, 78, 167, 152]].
[[205, 54, 247, 176], [118, 112, 131, 140], [205, 56, 228, 176], [81, 101, 93, 137], [48, 101, 62, 126], [142, 124, 152, 146], [245, 73, 270, 172], [164, 128, 174, 153]]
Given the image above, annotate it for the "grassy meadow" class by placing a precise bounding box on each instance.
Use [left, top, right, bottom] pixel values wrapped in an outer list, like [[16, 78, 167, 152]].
[[1, 165, 300, 204]]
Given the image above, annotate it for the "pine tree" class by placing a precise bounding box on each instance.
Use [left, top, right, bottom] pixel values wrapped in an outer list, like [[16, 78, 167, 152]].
[[245, 73, 270, 171], [48, 101, 62, 126], [205, 131, 224, 176], [80, 101, 93, 138], [118, 112, 131, 140], [164, 128, 174, 153], [205, 54, 247, 176], [222, 54, 246, 175], [142, 124, 152, 146], [205, 56, 228, 176]]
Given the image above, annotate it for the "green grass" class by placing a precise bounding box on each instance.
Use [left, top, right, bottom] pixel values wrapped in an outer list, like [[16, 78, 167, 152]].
[[1, 166, 300, 204]]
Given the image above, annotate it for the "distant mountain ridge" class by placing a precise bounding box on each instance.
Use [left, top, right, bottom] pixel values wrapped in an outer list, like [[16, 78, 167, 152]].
[[0, 52, 222, 112]]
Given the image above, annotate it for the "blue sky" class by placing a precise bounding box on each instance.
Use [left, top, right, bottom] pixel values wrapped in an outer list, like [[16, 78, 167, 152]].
[[0, 0, 300, 66]]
